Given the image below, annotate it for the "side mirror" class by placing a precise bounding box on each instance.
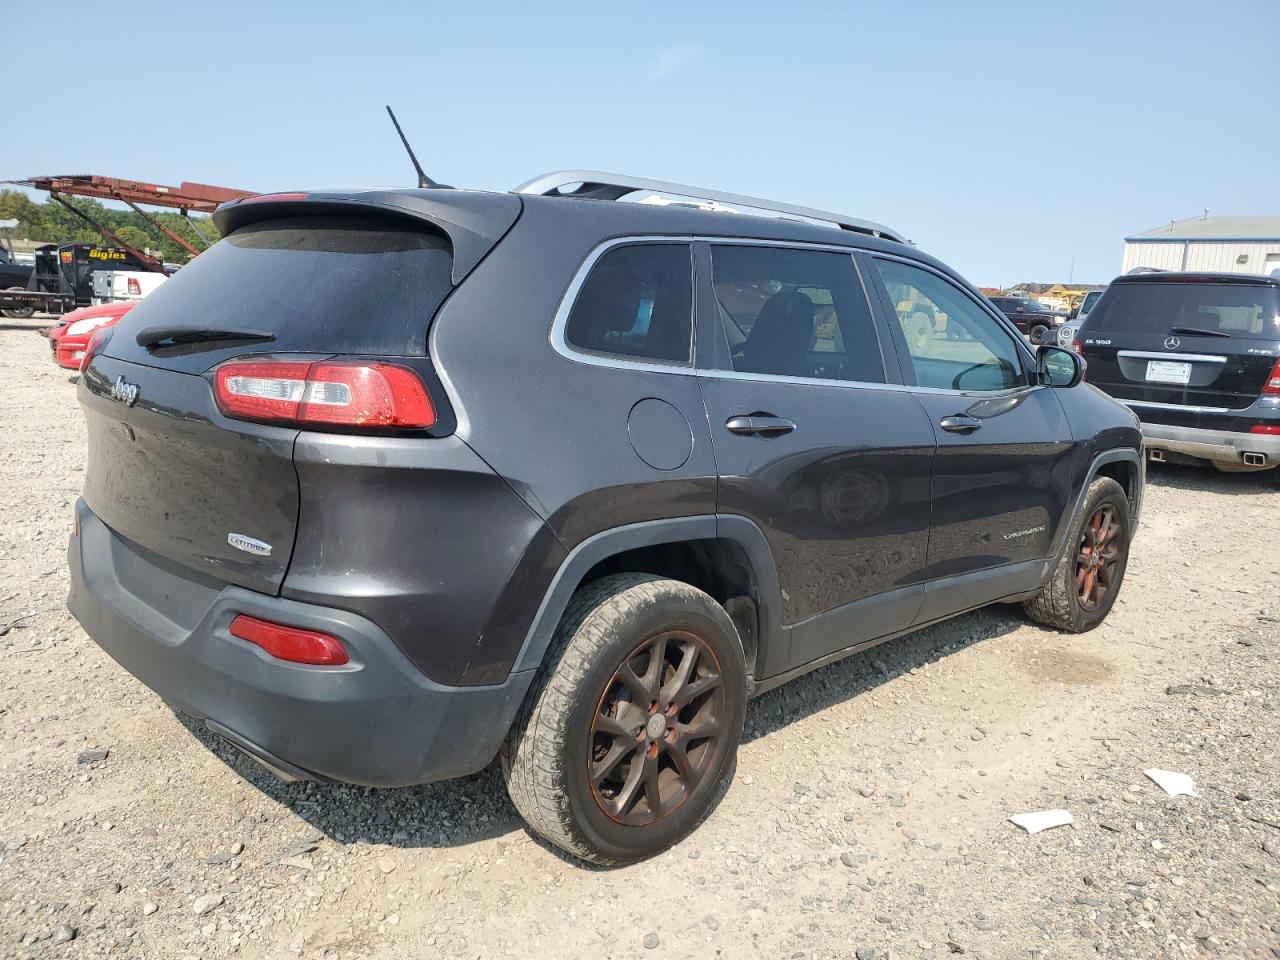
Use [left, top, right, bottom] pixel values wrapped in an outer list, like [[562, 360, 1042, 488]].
[[1038, 345, 1085, 388]]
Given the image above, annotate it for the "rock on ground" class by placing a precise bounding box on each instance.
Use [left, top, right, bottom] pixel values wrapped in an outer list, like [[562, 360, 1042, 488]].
[[0, 320, 1277, 959]]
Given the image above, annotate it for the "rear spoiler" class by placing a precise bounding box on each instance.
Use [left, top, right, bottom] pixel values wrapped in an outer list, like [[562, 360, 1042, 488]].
[[213, 190, 521, 286]]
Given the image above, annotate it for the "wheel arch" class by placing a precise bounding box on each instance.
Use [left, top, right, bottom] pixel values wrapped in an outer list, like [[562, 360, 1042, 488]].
[[511, 515, 784, 683], [1048, 446, 1143, 565]]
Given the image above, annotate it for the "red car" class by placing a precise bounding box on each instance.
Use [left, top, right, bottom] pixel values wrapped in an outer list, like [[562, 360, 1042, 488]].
[[50, 301, 136, 370]]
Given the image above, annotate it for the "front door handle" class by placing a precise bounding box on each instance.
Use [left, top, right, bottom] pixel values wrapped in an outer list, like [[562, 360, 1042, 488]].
[[939, 415, 982, 434], [726, 415, 796, 436]]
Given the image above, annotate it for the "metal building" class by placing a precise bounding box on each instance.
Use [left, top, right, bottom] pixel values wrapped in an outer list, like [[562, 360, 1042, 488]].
[[1122, 215, 1280, 276]]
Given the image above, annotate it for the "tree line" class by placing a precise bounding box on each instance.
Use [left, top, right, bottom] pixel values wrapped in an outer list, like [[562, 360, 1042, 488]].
[[0, 190, 221, 264]]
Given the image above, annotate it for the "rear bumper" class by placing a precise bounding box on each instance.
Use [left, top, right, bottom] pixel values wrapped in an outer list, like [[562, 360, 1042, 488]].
[[67, 500, 535, 787], [1138, 420, 1280, 468]]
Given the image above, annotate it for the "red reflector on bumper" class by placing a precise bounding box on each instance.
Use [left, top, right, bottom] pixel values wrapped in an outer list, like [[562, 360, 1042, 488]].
[[1250, 424, 1280, 435], [229, 615, 349, 665]]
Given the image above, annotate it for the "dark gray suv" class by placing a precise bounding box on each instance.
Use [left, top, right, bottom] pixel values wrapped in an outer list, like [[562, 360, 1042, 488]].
[[68, 172, 1144, 863]]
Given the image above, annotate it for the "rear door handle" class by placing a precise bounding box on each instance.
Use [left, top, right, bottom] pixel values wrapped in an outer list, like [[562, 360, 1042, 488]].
[[726, 415, 796, 436], [939, 415, 982, 434]]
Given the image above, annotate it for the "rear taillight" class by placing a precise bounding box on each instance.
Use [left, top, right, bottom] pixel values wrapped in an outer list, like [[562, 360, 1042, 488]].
[[1071, 338, 1083, 355], [1262, 358, 1280, 395], [1250, 424, 1280, 435], [229, 614, 348, 666], [213, 358, 435, 429], [80, 326, 112, 373], [127, 277, 141, 296]]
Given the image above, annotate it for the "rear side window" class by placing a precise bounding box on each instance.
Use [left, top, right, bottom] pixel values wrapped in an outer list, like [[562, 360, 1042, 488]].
[[105, 216, 453, 369], [710, 245, 885, 383], [1086, 282, 1280, 341], [564, 243, 693, 364]]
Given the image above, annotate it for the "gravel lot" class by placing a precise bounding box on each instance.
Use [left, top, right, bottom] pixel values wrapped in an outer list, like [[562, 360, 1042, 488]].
[[2, 319, 1277, 960]]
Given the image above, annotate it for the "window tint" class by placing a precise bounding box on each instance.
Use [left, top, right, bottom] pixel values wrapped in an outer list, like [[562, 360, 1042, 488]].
[[102, 216, 454, 372], [710, 246, 884, 383], [1084, 282, 1280, 341], [873, 259, 1025, 391], [565, 244, 693, 363]]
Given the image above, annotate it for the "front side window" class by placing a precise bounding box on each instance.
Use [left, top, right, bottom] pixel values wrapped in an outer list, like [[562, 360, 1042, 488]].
[[873, 258, 1025, 391], [564, 243, 693, 364], [710, 245, 885, 383]]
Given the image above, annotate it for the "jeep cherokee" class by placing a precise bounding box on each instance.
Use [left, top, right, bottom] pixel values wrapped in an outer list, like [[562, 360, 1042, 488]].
[[67, 171, 1143, 863]]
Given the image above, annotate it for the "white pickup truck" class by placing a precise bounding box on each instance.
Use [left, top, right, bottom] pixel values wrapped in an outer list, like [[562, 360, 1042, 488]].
[[91, 270, 167, 305]]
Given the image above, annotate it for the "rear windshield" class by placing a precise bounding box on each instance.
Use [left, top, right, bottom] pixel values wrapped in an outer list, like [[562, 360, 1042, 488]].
[[105, 216, 452, 367], [1085, 282, 1280, 340]]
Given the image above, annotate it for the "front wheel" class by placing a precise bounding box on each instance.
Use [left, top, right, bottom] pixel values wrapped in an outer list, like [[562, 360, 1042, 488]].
[[502, 574, 747, 864], [1023, 476, 1131, 632]]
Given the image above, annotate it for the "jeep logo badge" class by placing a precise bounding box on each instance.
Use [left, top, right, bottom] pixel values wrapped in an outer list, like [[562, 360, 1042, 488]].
[[109, 376, 139, 406], [1163, 336, 1181, 350], [227, 533, 272, 557]]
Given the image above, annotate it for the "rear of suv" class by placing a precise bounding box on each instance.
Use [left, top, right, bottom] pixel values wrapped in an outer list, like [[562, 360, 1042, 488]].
[[68, 172, 1143, 864], [1076, 272, 1280, 478]]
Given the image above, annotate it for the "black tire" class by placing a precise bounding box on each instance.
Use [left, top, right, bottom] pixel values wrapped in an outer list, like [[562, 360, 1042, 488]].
[[1023, 476, 1130, 632], [501, 574, 748, 865], [1, 287, 35, 320], [1029, 323, 1049, 344]]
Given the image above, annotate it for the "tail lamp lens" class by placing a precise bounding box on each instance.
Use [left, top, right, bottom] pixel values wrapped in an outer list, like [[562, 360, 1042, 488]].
[[127, 277, 142, 296], [1263, 358, 1280, 395], [213, 359, 435, 429], [229, 614, 349, 666], [1071, 338, 1084, 356]]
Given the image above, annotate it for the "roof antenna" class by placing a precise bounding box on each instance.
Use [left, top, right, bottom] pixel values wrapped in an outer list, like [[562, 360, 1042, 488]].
[[385, 105, 449, 189]]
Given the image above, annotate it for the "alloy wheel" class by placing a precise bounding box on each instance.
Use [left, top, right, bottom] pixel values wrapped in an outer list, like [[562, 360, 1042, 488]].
[[1076, 504, 1123, 611], [588, 630, 726, 826]]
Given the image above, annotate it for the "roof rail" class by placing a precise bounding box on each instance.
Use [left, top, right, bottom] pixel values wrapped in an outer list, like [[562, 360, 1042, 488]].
[[513, 170, 907, 244]]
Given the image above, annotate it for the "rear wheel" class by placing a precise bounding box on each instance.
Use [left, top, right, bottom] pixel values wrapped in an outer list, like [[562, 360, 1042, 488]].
[[1, 287, 35, 320], [1029, 323, 1049, 343], [1023, 477, 1130, 632], [502, 574, 747, 864]]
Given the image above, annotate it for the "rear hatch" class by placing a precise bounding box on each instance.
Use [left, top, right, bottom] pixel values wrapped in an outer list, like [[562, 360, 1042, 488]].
[[79, 191, 519, 594], [1080, 276, 1280, 421]]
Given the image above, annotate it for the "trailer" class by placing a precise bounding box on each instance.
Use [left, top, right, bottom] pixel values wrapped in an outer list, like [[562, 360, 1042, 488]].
[[0, 175, 255, 317], [5, 242, 161, 318]]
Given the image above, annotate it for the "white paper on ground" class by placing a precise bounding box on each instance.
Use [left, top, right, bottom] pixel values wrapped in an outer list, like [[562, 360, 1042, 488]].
[[1144, 768, 1197, 797], [1008, 810, 1074, 834]]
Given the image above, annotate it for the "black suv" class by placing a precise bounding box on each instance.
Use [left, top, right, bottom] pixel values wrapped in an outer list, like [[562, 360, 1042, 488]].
[[68, 171, 1143, 863], [989, 295, 1065, 341], [1078, 271, 1280, 478]]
